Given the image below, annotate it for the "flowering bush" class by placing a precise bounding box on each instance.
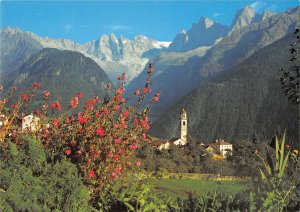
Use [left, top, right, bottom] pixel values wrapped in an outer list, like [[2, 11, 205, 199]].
[[0, 64, 160, 202]]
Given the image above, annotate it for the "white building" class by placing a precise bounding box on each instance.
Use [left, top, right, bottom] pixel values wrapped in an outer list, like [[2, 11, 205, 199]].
[[21, 114, 40, 131], [173, 108, 188, 145], [209, 139, 233, 158], [0, 114, 5, 128]]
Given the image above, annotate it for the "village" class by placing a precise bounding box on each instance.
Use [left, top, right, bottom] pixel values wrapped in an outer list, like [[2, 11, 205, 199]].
[[0, 108, 233, 160], [149, 109, 233, 160]]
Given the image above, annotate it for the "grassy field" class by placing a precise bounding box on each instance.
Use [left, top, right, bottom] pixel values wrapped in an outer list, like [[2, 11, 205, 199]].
[[150, 178, 248, 199]]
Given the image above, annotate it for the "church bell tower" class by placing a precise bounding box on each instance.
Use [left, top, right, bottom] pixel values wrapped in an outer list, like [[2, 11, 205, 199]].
[[180, 108, 187, 144]]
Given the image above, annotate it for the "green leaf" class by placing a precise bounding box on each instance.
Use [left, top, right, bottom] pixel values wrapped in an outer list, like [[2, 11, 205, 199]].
[[124, 202, 135, 212], [138, 198, 146, 206], [279, 151, 290, 178], [279, 132, 286, 173], [143, 202, 157, 211], [275, 136, 279, 171], [259, 168, 267, 181], [9, 142, 19, 157]]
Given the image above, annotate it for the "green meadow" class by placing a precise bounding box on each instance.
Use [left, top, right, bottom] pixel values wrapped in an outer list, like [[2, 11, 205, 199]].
[[150, 178, 248, 199]]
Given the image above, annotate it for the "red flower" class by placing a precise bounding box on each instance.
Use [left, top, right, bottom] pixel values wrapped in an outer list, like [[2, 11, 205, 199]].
[[156, 91, 160, 97], [77, 92, 83, 99], [51, 101, 61, 111], [134, 89, 140, 95], [141, 120, 147, 127], [78, 113, 87, 124], [115, 105, 120, 112], [103, 108, 109, 115], [153, 96, 159, 102], [134, 119, 139, 125], [147, 66, 154, 74], [111, 172, 118, 179], [113, 154, 119, 162], [129, 144, 138, 150], [117, 148, 123, 154], [113, 124, 118, 129], [89, 170, 95, 178], [117, 88, 124, 95], [142, 87, 148, 93], [121, 73, 126, 81], [12, 103, 18, 109], [148, 88, 152, 93], [96, 128, 105, 137], [114, 95, 120, 102], [43, 90, 51, 97], [33, 82, 41, 88], [142, 133, 147, 140], [53, 118, 59, 126], [65, 149, 72, 155], [115, 138, 121, 144], [21, 93, 29, 101], [115, 166, 122, 173], [70, 97, 79, 109], [123, 111, 129, 119], [121, 124, 127, 129], [136, 161, 142, 167], [65, 117, 70, 124]]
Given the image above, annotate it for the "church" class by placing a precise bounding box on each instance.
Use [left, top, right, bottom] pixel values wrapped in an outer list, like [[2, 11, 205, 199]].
[[172, 108, 188, 145], [154, 108, 188, 150], [151, 108, 233, 159]]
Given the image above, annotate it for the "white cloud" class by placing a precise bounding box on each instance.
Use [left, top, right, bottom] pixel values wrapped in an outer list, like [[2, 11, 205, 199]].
[[105, 25, 129, 31], [213, 12, 220, 17], [250, 1, 267, 12], [65, 24, 72, 33]]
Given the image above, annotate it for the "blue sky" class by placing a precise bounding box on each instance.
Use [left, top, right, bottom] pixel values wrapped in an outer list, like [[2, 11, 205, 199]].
[[1, 0, 298, 43]]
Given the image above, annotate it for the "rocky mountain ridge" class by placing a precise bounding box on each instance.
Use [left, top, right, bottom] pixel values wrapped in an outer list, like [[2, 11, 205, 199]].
[[1, 27, 171, 84], [126, 6, 298, 122]]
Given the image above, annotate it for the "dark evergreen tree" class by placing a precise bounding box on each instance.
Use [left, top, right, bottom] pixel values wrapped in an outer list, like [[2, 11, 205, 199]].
[[280, 29, 300, 104]]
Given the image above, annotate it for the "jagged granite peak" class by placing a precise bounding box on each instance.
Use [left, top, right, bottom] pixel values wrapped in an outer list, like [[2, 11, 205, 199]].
[[3, 27, 170, 84], [252, 10, 277, 23], [261, 10, 276, 20], [168, 17, 228, 52], [196, 17, 215, 29], [230, 5, 256, 33]]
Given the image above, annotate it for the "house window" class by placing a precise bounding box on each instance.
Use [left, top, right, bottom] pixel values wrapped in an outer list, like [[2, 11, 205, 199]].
[[183, 121, 186, 126]]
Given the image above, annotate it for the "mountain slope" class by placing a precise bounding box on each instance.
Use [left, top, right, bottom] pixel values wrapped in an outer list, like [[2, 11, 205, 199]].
[[1, 48, 111, 108], [0, 27, 43, 75], [150, 34, 299, 144], [126, 6, 299, 119]]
